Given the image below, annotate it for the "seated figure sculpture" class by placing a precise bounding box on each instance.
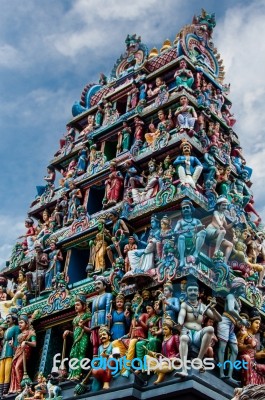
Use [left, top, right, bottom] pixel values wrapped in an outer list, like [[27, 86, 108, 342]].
[[173, 140, 203, 192], [174, 95, 197, 136], [206, 196, 235, 263], [131, 159, 160, 204], [173, 199, 206, 268]]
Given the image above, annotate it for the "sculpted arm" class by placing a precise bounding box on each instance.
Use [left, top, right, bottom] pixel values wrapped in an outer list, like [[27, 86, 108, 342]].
[[178, 302, 187, 326]]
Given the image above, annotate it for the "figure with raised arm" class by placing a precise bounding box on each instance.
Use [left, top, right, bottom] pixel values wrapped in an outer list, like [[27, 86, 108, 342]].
[[174, 199, 206, 268], [176, 278, 222, 377], [174, 59, 194, 90]]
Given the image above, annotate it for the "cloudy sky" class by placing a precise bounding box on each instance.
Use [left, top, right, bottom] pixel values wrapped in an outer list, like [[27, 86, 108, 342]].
[[0, 0, 264, 266]]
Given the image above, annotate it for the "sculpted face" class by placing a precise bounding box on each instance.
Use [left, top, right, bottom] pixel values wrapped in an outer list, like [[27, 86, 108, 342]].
[[162, 325, 171, 336], [18, 319, 27, 331], [181, 203, 192, 218], [99, 331, 109, 343], [187, 285, 199, 301], [251, 319, 260, 334], [95, 280, 105, 294], [163, 286, 172, 298], [146, 305, 154, 316], [116, 299, 124, 309], [151, 217, 158, 229], [75, 301, 85, 313]]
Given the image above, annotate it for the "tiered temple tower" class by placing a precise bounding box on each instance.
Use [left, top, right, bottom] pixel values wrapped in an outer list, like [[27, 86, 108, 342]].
[[2, 9, 265, 400]]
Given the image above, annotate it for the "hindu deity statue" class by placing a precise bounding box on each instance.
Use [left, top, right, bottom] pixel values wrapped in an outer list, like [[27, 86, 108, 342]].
[[107, 293, 131, 340], [0, 312, 20, 397], [131, 159, 160, 204], [123, 236, 138, 273], [145, 316, 180, 384], [144, 109, 173, 151], [91, 326, 113, 390], [173, 199, 206, 268], [130, 116, 145, 156], [102, 162, 124, 209], [76, 144, 88, 175], [26, 242, 48, 295], [90, 276, 113, 356], [176, 279, 221, 377], [88, 219, 112, 273], [106, 210, 129, 266], [45, 240, 63, 290], [112, 293, 148, 377], [94, 102, 105, 128], [18, 217, 36, 252], [117, 121, 132, 154], [136, 301, 162, 360], [206, 196, 234, 264], [217, 277, 249, 384], [174, 95, 197, 136], [173, 140, 203, 192], [67, 182, 82, 223], [147, 76, 169, 108], [63, 293, 91, 381], [8, 314, 36, 394], [174, 59, 194, 91], [238, 308, 265, 385], [79, 115, 95, 138], [86, 144, 106, 176]]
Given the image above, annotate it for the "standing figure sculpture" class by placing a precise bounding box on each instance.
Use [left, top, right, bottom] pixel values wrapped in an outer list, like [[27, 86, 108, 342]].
[[173, 141, 203, 191], [238, 308, 265, 385], [45, 241, 63, 290], [89, 219, 112, 273], [107, 293, 131, 340], [0, 313, 20, 397], [130, 116, 145, 156], [26, 242, 48, 295], [176, 279, 222, 377], [217, 277, 249, 384], [67, 182, 82, 223], [103, 162, 124, 209], [174, 200, 206, 268], [106, 211, 129, 267], [63, 294, 91, 381], [117, 121, 132, 154], [90, 277, 113, 356], [9, 314, 36, 394]]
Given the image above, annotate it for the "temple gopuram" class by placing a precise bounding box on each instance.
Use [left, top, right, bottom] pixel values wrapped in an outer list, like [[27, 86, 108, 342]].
[[1, 9, 265, 400]]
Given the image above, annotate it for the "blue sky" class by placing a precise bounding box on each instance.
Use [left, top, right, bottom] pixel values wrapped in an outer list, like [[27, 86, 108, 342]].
[[1, 0, 265, 266]]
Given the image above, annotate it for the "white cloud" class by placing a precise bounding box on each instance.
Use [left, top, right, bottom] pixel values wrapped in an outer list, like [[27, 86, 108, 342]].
[[214, 0, 265, 220], [0, 216, 25, 267], [0, 44, 22, 68]]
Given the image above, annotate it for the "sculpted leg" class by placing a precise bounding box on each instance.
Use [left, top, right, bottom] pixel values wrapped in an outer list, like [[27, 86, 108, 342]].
[[193, 230, 206, 260], [197, 326, 214, 360], [222, 239, 233, 263], [178, 235, 186, 268], [175, 334, 189, 377], [217, 340, 227, 378]]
